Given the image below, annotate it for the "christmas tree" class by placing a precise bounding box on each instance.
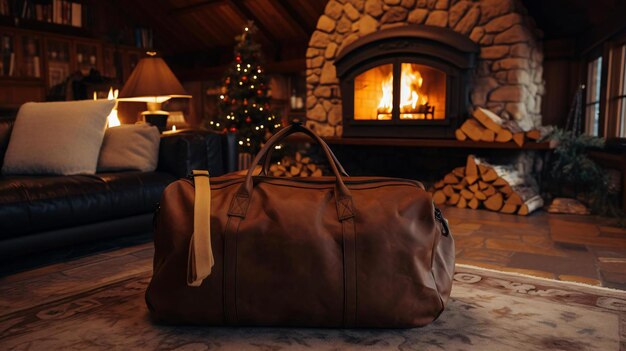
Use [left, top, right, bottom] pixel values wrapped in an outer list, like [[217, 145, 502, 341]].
[[209, 22, 281, 153]]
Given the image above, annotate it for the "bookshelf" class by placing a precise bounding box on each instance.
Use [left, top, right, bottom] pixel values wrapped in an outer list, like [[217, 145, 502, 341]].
[[0, 0, 86, 29], [0, 0, 152, 107], [0, 26, 146, 107]]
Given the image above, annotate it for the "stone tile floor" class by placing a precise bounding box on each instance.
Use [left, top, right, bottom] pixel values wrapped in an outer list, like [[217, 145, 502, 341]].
[[444, 206, 626, 289]]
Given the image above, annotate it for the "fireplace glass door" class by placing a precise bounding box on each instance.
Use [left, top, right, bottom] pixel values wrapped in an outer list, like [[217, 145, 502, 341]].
[[353, 62, 446, 121]]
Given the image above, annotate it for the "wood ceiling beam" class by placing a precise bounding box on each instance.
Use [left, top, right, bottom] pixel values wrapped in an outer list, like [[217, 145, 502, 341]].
[[227, 0, 278, 43], [170, 0, 224, 16], [274, 0, 313, 35]]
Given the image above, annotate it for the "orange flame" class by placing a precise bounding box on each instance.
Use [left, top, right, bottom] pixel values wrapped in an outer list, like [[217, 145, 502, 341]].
[[377, 64, 429, 119]]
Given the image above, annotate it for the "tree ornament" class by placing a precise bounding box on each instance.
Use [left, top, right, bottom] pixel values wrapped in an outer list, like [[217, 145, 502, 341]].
[[211, 21, 280, 154]]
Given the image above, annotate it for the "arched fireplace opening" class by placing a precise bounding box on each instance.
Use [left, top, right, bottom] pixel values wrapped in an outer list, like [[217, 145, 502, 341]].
[[335, 25, 478, 138]]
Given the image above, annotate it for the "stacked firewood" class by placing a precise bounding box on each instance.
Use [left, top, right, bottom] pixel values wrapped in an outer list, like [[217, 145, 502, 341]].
[[269, 151, 323, 177], [456, 107, 553, 146], [430, 155, 544, 215]]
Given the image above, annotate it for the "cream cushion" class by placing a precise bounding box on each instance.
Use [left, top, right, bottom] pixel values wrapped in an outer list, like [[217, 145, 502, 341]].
[[2, 100, 115, 175], [97, 124, 161, 172]]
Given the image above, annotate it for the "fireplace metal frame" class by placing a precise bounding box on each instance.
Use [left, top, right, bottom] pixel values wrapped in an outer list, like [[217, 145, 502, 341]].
[[335, 25, 479, 138]]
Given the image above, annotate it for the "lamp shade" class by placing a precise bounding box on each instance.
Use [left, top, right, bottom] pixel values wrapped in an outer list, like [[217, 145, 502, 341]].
[[118, 56, 190, 102]]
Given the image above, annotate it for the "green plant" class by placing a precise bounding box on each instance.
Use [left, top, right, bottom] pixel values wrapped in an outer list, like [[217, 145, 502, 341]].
[[545, 128, 623, 218]]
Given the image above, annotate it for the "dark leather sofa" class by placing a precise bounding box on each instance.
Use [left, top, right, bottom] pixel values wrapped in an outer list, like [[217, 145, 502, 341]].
[[0, 115, 236, 258]]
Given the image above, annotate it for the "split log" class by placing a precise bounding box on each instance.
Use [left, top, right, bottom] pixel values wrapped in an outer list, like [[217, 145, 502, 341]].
[[481, 129, 496, 142], [433, 190, 447, 205], [484, 193, 503, 211], [495, 129, 513, 142], [447, 193, 460, 205], [455, 129, 467, 141], [269, 152, 325, 178], [452, 167, 465, 178], [512, 132, 525, 147], [526, 129, 541, 140], [473, 107, 503, 133], [546, 197, 590, 215], [483, 185, 497, 197], [518, 195, 544, 216], [460, 188, 474, 200], [465, 155, 479, 184], [428, 155, 543, 216], [443, 185, 456, 197], [443, 173, 459, 184], [468, 197, 480, 209], [526, 126, 554, 141], [479, 166, 498, 182], [490, 165, 525, 187], [500, 201, 518, 214], [457, 196, 467, 209], [507, 192, 523, 206], [460, 119, 486, 142], [290, 165, 302, 176], [499, 184, 513, 196], [468, 183, 479, 193], [452, 178, 468, 190], [474, 190, 487, 201]]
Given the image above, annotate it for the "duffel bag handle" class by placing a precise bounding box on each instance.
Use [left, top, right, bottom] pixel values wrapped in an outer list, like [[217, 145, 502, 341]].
[[230, 123, 354, 221], [257, 136, 350, 177]]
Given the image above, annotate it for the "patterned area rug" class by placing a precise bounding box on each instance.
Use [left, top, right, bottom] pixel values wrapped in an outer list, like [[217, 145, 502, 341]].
[[1, 264, 625, 350]]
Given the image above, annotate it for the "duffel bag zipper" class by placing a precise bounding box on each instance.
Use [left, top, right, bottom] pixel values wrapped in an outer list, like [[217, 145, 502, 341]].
[[434, 208, 450, 236], [185, 173, 422, 187]]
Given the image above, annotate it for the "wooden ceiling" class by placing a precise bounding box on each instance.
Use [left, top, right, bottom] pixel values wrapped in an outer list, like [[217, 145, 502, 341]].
[[115, 0, 625, 65], [116, 0, 327, 55]]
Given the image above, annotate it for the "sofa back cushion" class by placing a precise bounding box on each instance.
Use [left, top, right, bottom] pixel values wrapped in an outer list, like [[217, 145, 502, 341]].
[[1, 100, 115, 175], [97, 124, 161, 172]]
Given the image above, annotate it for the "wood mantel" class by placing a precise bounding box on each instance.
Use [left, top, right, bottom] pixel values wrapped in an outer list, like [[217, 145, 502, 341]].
[[285, 135, 556, 150]]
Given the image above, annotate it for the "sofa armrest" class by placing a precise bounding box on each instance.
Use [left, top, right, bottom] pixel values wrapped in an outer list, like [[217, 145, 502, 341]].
[[158, 130, 237, 178]]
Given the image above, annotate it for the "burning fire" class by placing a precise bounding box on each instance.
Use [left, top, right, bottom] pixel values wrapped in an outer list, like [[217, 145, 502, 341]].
[[377, 64, 430, 119], [106, 88, 120, 128], [94, 87, 121, 127]]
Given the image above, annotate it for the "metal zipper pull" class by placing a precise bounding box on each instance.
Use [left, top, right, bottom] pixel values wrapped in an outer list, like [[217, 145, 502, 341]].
[[434, 207, 450, 236]]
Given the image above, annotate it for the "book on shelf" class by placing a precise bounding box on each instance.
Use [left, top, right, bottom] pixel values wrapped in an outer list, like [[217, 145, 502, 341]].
[[0, 35, 14, 77], [134, 28, 153, 49], [70, 1, 80, 27], [0, 0, 10, 16], [4, 0, 85, 27]]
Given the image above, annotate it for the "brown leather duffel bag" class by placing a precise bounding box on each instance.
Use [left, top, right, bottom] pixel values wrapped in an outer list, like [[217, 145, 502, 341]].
[[146, 123, 454, 328]]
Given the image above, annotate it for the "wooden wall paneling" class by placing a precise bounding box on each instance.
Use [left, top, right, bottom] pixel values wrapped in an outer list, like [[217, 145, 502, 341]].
[[182, 81, 204, 127], [541, 38, 583, 128], [124, 0, 203, 54]]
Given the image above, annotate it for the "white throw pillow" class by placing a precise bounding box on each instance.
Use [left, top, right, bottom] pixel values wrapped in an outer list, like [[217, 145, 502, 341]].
[[97, 124, 161, 173], [2, 100, 115, 175]]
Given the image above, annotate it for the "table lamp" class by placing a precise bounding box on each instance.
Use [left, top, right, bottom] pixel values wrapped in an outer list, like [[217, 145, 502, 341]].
[[118, 52, 191, 132]]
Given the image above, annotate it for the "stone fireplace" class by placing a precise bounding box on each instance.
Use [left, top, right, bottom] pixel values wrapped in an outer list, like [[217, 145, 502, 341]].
[[335, 25, 478, 138], [305, 0, 545, 137]]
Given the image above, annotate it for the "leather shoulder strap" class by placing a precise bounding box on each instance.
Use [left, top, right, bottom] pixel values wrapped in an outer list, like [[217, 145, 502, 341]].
[[187, 170, 215, 287]]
